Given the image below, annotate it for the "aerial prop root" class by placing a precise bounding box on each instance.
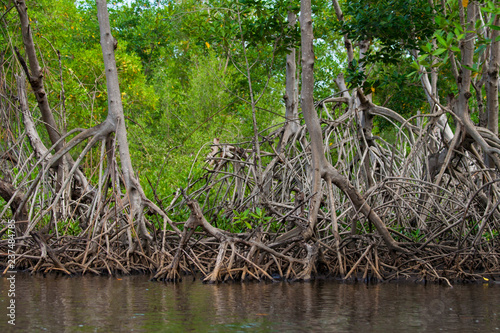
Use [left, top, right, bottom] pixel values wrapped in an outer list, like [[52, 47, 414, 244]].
[[153, 193, 313, 282]]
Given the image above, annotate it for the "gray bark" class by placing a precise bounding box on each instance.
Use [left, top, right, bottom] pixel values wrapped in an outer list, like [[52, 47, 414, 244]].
[[0, 178, 28, 232], [279, 11, 300, 153], [14, 0, 63, 153], [16, 73, 52, 163], [300, 0, 400, 250], [300, 0, 322, 237], [14, 0, 91, 194], [485, 14, 500, 167], [96, 0, 152, 243], [456, 3, 476, 122]]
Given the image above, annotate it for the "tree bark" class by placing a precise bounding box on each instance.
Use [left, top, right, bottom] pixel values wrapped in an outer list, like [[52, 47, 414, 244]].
[[0, 178, 28, 233], [14, 0, 64, 153], [456, 3, 475, 122], [279, 10, 300, 153], [300, 0, 400, 250], [300, 0, 323, 238], [14, 0, 92, 197], [96, 0, 152, 243], [16, 73, 52, 163], [485, 14, 500, 168]]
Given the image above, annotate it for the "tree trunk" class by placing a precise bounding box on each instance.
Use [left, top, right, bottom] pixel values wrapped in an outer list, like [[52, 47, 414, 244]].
[[456, 3, 475, 123], [279, 11, 300, 153], [14, 0, 63, 153], [14, 0, 91, 198], [96, 0, 152, 244], [485, 14, 500, 168], [300, 0, 400, 250], [300, 0, 323, 238]]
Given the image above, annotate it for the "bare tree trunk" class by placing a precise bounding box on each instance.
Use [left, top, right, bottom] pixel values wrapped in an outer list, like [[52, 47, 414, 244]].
[[300, 0, 323, 238], [279, 11, 300, 153], [485, 14, 500, 168], [452, 3, 500, 168], [14, 0, 63, 153], [300, 0, 400, 250], [16, 74, 51, 163], [456, 3, 475, 123], [14, 0, 90, 199], [332, 0, 375, 189], [96, 0, 152, 245]]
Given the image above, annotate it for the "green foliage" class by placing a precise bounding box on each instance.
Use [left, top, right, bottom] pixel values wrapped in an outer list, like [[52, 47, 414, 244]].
[[409, 228, 425, 242], [483, 229, 499, 242], [370, 61, 427, 132], [59, 219, 82, 236], [236, 0, 300, 54], [249, 207, 272, 224], [231, 207, 274, 232], [135, 51, 241, 198], [109, 0, 176, 75], [344, 58, 366, 89], [314, 38, 347, 98], [171, 207, 191, 223], [232, 209, 253, 231], [0, 199, 11, 220], [393, 226, 426, 242], [339, 0, 436, 64]]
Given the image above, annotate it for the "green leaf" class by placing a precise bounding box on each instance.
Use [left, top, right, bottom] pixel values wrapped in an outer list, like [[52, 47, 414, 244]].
[[491, 25, 500, 31], [435, 16, 444, 26], [442, 53, 449, 64], [418, 54, 429, 62], [475, 44, 487, 55], [453, 22, 463, 33], [421, 43, 431, 52], [407, 71, 418, 78], [475, 19, 483, 30], [435, 34, 447, 47], [420, 60, 430, 67], [462, 64, 479, 72], [447, 32, 454, 44], [432, 48, 447, 56]]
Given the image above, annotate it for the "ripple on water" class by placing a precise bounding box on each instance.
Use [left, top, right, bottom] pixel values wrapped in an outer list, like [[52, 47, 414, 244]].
[[0, 274, 499, 332]]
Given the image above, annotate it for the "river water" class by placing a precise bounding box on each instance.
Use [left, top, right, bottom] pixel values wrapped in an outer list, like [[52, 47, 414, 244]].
[[0, 273, 499, 332]]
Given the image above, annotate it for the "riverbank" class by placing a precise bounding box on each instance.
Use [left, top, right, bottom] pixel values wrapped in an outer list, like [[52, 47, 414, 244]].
[[2, 231, 499, 286]]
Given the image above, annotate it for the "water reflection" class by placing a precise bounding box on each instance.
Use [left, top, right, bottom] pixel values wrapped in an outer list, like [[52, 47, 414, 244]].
[[0, 273, 498, 332]]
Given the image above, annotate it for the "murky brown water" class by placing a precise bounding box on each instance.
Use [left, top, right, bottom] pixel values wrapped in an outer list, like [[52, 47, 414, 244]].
[[0, 273, 499, 332]]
